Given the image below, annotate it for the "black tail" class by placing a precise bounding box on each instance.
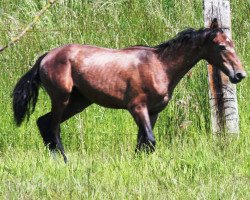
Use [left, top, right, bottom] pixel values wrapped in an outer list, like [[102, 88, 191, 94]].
[[13, 53, 48, 126]]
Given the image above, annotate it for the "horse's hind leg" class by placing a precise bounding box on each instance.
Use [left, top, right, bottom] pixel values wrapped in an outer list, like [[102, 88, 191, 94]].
[[37, 113, 54, 149], [48, 97, 70, 163], [37, 112, 63, 160], [36, 83, 70, 163], [37, 89, 92, 162], [61, 88, 92, 123], [52, 90, 92, 162]]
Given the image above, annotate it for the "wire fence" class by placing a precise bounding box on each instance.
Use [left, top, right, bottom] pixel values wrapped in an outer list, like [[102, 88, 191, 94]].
[[0, 0, 58, 52]]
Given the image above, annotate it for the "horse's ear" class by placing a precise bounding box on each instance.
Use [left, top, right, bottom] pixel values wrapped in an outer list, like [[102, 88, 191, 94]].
[[210, 18, 219, 29]]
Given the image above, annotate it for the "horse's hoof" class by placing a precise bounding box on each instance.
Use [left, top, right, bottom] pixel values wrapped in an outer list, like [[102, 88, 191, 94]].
[[135, 140, 156, 154]]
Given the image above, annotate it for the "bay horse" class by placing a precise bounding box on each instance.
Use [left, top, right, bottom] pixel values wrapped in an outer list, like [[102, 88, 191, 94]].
[[13, 19, 246, 163]]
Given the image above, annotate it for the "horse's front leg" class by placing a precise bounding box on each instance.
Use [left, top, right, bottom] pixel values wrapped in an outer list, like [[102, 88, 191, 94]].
[[130, 104, 157, 152], [136, 113, 158, 153]]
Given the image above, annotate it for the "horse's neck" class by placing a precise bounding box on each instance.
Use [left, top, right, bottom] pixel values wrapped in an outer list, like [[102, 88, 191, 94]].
[[159, 44, 203, 91]]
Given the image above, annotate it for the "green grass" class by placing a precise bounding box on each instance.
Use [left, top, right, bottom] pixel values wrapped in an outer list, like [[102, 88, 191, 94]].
[[0, 0, 249, 199]]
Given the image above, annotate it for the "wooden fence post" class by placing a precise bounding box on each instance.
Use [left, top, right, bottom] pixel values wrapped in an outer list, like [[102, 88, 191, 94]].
[[203, 0, 240, 134]]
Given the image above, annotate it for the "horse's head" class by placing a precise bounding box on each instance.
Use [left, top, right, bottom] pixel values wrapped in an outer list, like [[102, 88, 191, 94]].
[[204, 19, 246, 84]]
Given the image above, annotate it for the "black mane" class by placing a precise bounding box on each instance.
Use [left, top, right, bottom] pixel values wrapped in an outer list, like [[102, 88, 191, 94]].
[[155, 27, 223, 51]]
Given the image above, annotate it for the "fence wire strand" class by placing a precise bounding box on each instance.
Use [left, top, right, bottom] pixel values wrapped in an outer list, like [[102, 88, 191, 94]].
[[0, 0, 58, 53]]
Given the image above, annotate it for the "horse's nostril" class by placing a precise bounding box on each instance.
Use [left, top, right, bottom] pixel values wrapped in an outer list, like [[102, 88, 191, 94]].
[[236, 72, 246, 80]]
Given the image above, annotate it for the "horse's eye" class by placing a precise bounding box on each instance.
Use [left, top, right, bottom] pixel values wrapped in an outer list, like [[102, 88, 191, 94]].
[[219, 45, 226, 50]]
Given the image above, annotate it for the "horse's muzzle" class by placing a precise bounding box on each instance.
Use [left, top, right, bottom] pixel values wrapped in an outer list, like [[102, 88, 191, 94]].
[[230, 70, 247, 84]]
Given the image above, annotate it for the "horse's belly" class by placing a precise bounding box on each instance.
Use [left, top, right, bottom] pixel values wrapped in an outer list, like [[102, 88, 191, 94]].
[[76, 83, 127, 109], [73, 64, 130, 108]]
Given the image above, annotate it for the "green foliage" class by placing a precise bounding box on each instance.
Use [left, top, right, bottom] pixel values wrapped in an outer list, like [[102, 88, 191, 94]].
[[0, 0, 249, 199]]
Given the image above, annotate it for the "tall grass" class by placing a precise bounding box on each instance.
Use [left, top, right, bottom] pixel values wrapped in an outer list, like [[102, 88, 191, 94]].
[[0, 0, 249, 199]]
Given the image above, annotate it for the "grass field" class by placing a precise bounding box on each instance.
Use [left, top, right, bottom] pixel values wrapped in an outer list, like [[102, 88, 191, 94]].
[[0, 0, 249, 199]]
